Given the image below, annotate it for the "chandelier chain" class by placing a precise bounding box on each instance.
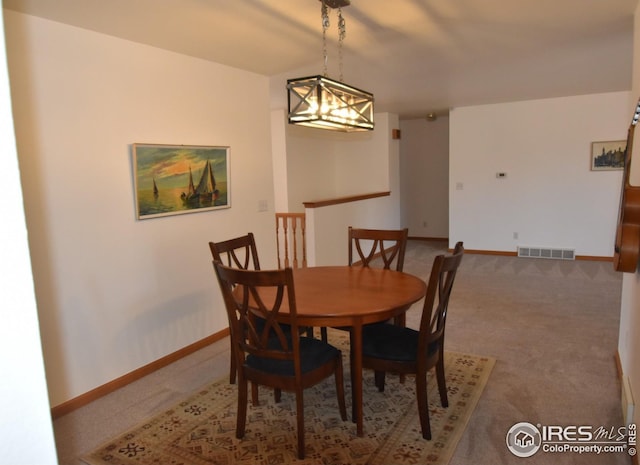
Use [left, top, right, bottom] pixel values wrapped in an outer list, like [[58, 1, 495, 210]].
[[338, 7, 345, 81], [321, 0, 347, 81], [322, 0, 329, 77]]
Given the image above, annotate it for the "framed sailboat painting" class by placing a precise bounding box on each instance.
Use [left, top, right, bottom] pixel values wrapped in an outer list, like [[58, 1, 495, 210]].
[[132, 143, 230, 219]]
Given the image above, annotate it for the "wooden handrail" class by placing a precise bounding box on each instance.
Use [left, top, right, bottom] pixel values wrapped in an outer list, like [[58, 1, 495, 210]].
[[303, 191, 390, 209]]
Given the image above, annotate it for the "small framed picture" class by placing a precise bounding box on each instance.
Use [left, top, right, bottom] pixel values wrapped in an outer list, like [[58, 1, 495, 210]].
[[132, 143, 230, 219], [591, 140, 625, 171]]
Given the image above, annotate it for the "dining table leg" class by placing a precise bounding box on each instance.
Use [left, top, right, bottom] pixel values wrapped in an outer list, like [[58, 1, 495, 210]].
[[351, 324, 364, 437]]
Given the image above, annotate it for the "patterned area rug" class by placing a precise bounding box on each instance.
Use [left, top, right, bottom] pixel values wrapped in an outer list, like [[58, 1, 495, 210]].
[[82, 333, 494, 465]]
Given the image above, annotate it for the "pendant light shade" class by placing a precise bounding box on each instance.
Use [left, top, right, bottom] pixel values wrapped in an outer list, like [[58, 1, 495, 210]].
[[287, 75, 374, 132], [286, 1, 374, 132]]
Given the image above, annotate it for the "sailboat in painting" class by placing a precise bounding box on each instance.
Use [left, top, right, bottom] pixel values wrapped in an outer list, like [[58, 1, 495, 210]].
[[181, 160, 219, 205]]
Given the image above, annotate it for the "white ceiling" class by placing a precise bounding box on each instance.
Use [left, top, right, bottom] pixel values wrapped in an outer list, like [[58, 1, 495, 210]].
[[3, 0, 638, 118]]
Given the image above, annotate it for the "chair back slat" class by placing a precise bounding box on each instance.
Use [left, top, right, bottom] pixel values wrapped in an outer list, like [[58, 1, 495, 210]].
[[348, 227, 409, 271], [213, 262, 300, 367], [209, 233, 260, 270], [419, 241, 464, 356], [276, 213, 307, 269], [208, 233, 262, 385], [213, 260, 347, 460]]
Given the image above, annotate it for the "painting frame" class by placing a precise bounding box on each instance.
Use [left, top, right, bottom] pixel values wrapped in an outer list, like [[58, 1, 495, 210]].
[[590, 140, 625, 171], [132, 143, 230, 220]]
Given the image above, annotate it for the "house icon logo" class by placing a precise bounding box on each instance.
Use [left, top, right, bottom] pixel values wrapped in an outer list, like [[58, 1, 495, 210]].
[[506, 422, 542, 457]]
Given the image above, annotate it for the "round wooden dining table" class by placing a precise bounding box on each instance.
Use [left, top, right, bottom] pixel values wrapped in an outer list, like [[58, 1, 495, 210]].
[[280, 265, 427, 437]]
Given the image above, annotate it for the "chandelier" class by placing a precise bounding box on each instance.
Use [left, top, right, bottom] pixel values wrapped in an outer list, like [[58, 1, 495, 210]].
[[287, 0, 374, 132]]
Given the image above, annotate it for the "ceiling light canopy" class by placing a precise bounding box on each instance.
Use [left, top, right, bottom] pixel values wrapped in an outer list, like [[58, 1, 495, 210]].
[[322, 0, 351, 8], [287, 0, 374, 132]]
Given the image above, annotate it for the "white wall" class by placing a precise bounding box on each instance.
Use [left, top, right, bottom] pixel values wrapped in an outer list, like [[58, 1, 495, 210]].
[[271, 109, 289, 212], [307, 194, 400, 266], [4, 10, 277, 407], [284, 122, 341, 211], [278, 111, 402, 266], [304, 114, 402, 265], [282, 113, 396, 211], [333, 114, 394, 197], [617, 0, 640, 429], [0, 5, 58, 464], [400, 116, 449, 238], [449, 92, 630, 255]]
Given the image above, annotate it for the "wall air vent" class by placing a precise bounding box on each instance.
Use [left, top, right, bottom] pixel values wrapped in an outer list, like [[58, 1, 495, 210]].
[[517, 246, 575, 260]]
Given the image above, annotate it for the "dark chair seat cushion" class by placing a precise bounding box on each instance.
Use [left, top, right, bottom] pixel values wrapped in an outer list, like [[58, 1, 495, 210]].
[[362, 323, 438, 362], [246, 337, 340, 376]]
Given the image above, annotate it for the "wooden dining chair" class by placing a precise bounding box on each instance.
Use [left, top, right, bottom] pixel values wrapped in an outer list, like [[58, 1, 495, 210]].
[[348, 226, 409, 271], [320, 227, 409, 342], [213, 261, 347, 460], [361, 241, 464, 440], [209, 233, 260, 385]]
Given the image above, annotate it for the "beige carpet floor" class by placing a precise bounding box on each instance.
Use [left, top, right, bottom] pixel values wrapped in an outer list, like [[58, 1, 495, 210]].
[[53, 240, 628, 465], [411, 242, 629, 465]]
